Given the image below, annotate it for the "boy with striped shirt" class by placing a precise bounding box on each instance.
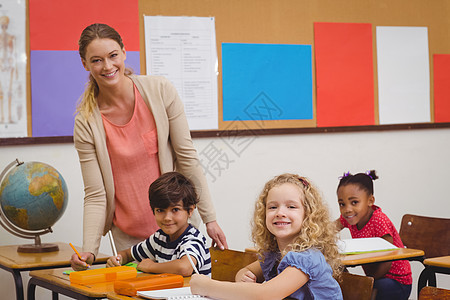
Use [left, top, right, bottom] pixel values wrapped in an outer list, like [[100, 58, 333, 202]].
[[106, 172, 211, 276]]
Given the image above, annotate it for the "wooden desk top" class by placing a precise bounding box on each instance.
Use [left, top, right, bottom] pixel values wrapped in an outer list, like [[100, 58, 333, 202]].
[[424, 256, 450, 268], [30, 267, 113, 298], [246, 246, 425, 267], [341, 248, 424, 267], [0, 242, 108, 270], [29, 267, 191, 300]]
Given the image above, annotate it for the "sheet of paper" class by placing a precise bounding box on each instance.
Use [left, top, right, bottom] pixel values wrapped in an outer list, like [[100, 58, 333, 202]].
[[138, 286, 214, 299], [144, 16, 218, 130], [29, 0, 140, 137], [338, 237, 399, 254], [433, 54, 450, 122], [376, 26, 431, 124], [222, 43, 313, 122], [314, 22, 375, 127], [0, 1, 27, 137]]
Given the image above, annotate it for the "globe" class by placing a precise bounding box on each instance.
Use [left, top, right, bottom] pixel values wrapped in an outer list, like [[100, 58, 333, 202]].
[[0, 159, 68, 252]]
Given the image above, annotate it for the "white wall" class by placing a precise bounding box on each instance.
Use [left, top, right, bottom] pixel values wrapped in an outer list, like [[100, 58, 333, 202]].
[[0, 128, 449, 299]]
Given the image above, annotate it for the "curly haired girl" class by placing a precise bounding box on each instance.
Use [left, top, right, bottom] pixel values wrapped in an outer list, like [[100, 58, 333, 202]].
[[190, 173, 343, 300]]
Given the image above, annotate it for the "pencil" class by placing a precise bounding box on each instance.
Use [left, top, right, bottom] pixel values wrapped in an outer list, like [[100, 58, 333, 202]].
[[108, 230, 118, 257], [69, 243, 90, 267], [108, 230, 120, 263], [183, 245, 199, 274]]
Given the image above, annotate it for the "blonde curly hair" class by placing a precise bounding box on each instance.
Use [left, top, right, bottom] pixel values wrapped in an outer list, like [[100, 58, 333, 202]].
[[251, 173, 342, 278]]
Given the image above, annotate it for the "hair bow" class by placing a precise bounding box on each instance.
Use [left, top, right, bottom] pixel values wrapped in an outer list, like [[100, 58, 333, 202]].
[[338, 171, 351, 179]]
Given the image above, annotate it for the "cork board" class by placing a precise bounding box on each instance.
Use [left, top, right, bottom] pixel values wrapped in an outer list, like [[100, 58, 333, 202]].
[[138, 0, 450, 132]]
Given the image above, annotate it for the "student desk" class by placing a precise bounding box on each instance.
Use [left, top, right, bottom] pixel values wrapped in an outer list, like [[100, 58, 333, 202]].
[[341, 248, 425, 267], [27, 268, 191, 300], [247, 246, 425, 267], [417, 255, 450, 295], [0, 242, 108, 300], [27, 249, 426, 300]]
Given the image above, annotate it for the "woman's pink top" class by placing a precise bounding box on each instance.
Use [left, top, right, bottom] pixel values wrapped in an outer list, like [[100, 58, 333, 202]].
[[102, 85, 161, 239]]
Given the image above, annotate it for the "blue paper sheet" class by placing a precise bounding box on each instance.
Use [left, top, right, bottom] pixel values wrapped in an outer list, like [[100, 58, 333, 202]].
[[222, 43, 313, 122]]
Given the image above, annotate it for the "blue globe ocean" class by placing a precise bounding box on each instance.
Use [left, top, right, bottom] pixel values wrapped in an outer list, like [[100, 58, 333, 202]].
[[0, 162, 68, 231]]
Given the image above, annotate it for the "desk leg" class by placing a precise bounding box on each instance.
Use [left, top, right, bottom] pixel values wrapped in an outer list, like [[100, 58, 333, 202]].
[[12, 269, 24, 300], [26, 278, 59, 300], [417, 267, 435, 298], [27, 276, 101, 300], [0, 265, 25, 300], [27, 278, 36, 300]]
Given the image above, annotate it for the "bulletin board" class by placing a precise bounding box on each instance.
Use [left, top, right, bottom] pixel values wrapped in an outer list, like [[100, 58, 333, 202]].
[[2, 0, 450, 145], [138, 0, 450, 133]]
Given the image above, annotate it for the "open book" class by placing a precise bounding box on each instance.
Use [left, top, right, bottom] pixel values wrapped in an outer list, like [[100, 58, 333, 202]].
[[338, 237, 399, 254], [137, 286, 216, 300]]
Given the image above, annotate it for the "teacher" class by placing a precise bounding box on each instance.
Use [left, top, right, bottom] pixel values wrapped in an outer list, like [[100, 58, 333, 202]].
[[70, 23, 227, 270]]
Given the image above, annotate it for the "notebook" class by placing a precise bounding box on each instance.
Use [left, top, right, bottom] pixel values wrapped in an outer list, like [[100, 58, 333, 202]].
[[338, 237, 399, 254], [137, 286, 215, 299]]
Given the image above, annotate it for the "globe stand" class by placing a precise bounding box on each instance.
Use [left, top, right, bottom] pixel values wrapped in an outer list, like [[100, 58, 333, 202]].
[[17, 234, 59, 253], [0, 159, 60, 253]]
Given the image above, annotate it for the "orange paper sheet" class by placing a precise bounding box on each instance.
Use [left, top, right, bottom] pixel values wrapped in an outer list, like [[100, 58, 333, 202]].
[[314, 22, 375, 127], [433, 54, 450, 122]]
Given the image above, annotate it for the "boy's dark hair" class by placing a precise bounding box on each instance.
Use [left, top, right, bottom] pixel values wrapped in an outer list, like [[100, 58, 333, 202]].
[[337, 170, 379, 195], [148, 172, 198, 212]]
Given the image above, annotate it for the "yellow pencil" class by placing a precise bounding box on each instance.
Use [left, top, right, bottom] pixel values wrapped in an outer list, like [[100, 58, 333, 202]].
[[69, 243, 90, 267]]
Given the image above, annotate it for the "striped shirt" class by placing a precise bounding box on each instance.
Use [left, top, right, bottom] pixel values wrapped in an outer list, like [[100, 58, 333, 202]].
[[131, 224, 211, 276]]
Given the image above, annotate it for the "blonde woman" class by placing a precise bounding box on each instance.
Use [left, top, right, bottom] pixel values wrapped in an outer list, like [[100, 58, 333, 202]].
[[70, 23, 227, 270]]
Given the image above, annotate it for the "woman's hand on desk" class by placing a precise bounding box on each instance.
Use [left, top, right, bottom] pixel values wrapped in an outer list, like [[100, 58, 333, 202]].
[[70, 252, 94, 271], [206, 221, 228, 250]]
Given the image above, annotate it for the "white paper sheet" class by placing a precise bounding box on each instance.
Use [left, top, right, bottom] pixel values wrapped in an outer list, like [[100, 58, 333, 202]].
[[144, 16, 218, 130], [338, 237, 399, 254], [376, 26, 431, 124], [138, 286, 215, 299], [0, 0, 27, 137]]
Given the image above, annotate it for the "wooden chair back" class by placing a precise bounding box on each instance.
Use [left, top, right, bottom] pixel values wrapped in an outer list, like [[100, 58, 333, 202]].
[[338, 272, 374, 300], [210, 247, 258, 282], [399, 214, 450, 259], [419, 286, 450, 300]]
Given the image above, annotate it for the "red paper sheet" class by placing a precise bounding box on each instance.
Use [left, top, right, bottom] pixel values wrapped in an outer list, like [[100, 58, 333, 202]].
[[29, 0, 139, 51], [433, 54, 450, 122], [314, 22, 375, 127]]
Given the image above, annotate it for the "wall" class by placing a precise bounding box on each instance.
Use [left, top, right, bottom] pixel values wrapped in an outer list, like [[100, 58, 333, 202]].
[[1, 128, 449, 299]]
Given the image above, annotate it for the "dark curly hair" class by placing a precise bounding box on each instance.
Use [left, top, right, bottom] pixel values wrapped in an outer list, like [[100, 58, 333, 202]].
[[337, 170, 379, 195]]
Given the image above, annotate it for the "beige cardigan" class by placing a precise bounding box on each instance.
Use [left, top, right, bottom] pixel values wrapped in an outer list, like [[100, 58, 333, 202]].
[[73, 75, 216, 256]]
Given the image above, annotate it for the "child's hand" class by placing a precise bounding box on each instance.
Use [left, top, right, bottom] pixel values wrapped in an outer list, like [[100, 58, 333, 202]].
[[106, 254, 122, 267], [136, 258, 157, 273], [189, 274, 210, 295], [236, 269, 257, 282]]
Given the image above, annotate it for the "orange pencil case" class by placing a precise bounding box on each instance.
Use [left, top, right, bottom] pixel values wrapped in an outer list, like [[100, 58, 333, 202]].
[[69, 266, 137, 285], [113, 273, 184, 296]]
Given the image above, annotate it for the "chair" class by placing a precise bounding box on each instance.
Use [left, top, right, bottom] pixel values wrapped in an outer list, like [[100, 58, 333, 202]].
[[210, 247, 258, 281], [399, 214, 450, 259], [419, 286, 450, 300], [399, 214, 450, 297], [338, 272, 374, 300]]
